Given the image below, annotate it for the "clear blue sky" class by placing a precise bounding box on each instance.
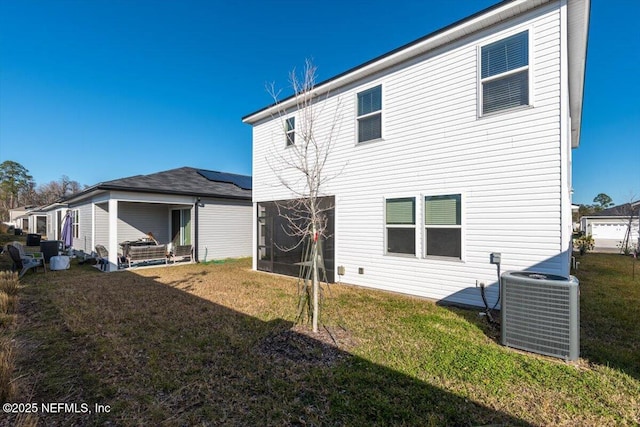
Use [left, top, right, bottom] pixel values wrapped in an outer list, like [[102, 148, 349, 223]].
[[1, 0, 638, 206]]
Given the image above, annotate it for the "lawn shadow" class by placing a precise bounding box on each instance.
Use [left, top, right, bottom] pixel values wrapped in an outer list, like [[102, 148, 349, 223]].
[[7, 264, 534, 426]]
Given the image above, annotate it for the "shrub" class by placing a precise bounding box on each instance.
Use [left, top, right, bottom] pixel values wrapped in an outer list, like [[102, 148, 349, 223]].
[[0, 293, 8, 314], [617, 240, 638, 256], [0, 292, 17, 315], [0, 271, 19, 296], [0, 338, 14, 401], [574, 234, 595, 255]]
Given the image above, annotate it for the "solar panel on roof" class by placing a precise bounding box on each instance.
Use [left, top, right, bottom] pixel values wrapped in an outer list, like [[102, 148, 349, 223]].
[[197, 170, 252, 190]]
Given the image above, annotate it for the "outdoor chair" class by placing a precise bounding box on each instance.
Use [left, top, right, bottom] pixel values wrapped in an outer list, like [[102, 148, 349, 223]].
[[170, 244, 193, 263], [6, 243, 46, 278], [95, 245, 110, 271]]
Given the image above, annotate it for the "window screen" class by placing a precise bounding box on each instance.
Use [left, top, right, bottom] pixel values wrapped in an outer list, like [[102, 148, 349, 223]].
[[357, 85, 382, 142], [425, 194, 461, 258], [285, 117, 295, 146], [386, 197, 415, 255], [481, 31, 529, 115]]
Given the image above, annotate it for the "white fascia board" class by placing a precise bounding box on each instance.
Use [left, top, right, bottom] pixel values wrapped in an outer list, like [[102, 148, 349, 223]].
[[64, 188, 107, 205], [567, 0, 591, 148]]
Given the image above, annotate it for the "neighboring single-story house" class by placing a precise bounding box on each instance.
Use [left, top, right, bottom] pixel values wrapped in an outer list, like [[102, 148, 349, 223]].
[[9, 203, 67, 238], [17, 206, 49, 236], [580, 201, 640, 252], [244, 0, 590, 307], [61, 166, 252, 271], [8, 205, 36, 232], [41, 200, 70, 241]]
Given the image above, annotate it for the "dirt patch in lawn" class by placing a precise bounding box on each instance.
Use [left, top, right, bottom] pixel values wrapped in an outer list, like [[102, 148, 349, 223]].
[[258, 324, 357, 367]]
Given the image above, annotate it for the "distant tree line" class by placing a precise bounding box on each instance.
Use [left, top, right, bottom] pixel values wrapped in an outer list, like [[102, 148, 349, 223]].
[[0, 160, 86, 221], [573, 193, 614, 220], [572, 193, 616, 223]]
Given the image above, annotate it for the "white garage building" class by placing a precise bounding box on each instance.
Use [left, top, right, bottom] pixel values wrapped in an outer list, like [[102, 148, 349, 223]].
[[580, 201, 640, 252]]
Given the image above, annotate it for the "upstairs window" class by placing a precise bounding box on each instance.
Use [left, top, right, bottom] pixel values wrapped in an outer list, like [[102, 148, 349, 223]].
[[480, 31, 529, 115], [424, 194, 461, 259], [285, 117, 295, 146], [385, 197, 415, 255], [357, 85, 382, 143]]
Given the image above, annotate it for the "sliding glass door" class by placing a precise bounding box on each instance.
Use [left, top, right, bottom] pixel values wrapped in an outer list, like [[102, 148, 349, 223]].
[[171, 209, 191, 246]]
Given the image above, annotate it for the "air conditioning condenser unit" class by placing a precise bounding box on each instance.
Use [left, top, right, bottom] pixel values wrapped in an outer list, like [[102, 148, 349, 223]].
[[501, 271, 579, 361]]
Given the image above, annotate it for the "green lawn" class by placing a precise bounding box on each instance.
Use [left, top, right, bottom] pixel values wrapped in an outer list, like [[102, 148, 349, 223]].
[[1, 249, 639, 426]]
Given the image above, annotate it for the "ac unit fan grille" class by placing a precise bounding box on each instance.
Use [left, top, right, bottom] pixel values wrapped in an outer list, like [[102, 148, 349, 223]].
[[501, 272, 579, 360]]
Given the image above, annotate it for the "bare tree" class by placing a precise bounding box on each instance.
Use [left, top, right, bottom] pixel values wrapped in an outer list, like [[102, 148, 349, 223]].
[[619, 193, 639, 255], [266, 60, 344, 333], [36, 175, 84, 204], [0, 163, 86, 221]]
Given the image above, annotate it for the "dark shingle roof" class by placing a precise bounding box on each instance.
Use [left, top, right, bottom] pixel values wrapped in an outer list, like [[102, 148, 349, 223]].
[[68, 167, 251, 201], [591, 201, 640, 217]]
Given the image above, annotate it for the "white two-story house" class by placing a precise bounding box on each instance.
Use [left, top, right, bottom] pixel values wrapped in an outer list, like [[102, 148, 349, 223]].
[[243, 0, 590, 307]]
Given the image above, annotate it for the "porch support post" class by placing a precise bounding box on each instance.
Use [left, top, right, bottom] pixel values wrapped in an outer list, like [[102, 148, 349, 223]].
[[252, 202, 257, 271], [107, 198, 119, 272]]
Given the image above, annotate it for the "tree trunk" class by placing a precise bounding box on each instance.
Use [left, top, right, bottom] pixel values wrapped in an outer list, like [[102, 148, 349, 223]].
[[312, 230, 319, 333]]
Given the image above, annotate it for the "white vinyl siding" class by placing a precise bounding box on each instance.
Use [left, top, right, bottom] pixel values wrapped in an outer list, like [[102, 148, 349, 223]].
[[251, 3, 567, 307], [198, 198, 252, 261], [72, 203, 93, 253], [95, 203, 109, 249], [117, 202, 169, 244]]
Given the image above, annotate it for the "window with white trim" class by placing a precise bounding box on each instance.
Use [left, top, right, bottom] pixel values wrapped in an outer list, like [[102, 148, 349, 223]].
[[385, 197, 415, 255], [357, 85, 382, 143], [72, 209, 80, 238], [424, 194, 461, 259], [285, 117, 295, 146], [480, 31, 529, 115]]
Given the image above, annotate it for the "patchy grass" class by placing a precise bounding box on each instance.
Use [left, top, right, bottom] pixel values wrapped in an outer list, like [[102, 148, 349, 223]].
[[0, 259, 20, 406], [576, 253, 640, 378], [1, 254, 639, 426]]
